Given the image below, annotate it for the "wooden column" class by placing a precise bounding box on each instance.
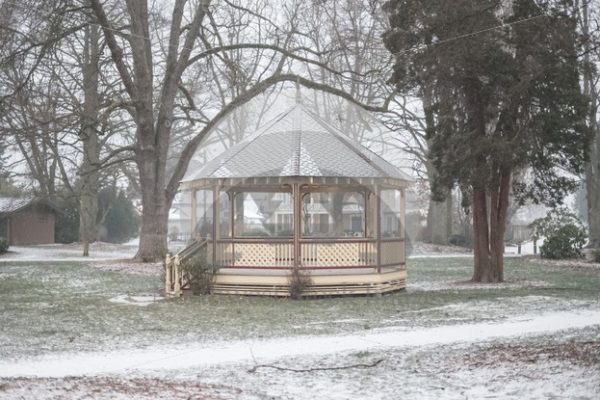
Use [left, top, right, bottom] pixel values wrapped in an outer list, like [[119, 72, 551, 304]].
[[293, 183, 301, 268], [190, 189, 197, 239], [400, 189, 406, 240], [375, 185, 381, 273], [165, 254, 172, 294], [212, 185, 219, 265]]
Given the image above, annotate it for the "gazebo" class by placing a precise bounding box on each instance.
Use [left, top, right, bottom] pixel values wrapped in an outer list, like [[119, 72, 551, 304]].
[[165, 100, 412, 296]]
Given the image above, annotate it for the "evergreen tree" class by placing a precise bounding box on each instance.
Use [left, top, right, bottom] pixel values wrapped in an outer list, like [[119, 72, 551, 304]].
[[98, 188, 139, 243], [384, 0, 590, 282]]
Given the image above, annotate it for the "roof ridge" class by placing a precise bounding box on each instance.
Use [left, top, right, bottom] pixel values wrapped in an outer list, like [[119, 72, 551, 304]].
[[300, 107, 392, 178], [193, 106, 301, 179]]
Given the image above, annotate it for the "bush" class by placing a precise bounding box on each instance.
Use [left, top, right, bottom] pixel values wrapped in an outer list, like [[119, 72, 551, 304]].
[[530, 208, 587, 260], [179, 252, 219, 295], [448, 234, 470, 247], [593, 249, 600, 263], [288, 266, 312, 299], [0, 237, 8, 254], [539, 224, 587, 259]]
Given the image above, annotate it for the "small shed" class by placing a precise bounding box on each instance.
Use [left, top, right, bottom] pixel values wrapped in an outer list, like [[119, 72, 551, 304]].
[[0, 197, 58, 245], [166, 101, 413, 296]]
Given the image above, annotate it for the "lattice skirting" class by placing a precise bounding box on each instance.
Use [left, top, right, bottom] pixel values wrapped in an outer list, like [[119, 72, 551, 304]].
[[207, 269, 406, 297]]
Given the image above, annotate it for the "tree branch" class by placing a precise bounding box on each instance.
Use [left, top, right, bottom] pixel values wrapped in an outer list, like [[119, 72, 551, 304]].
[[247, 359, 384, 373]]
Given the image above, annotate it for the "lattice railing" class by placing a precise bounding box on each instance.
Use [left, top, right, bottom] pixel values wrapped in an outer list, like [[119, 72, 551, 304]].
[[380, 240, 404, 266], [301, 241, 376, 268], [214, 241, 294, 268]]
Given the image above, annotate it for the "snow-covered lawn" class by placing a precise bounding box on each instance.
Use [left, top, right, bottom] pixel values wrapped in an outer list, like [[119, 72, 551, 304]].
[[0, 253, 598, 399], [0, 241, 138, 262]]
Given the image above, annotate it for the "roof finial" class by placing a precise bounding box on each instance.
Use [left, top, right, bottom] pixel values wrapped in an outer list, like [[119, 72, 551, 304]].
[[295, 77, 302, 105]]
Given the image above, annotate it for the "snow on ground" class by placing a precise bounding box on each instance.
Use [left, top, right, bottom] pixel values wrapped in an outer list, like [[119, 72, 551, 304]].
[[0, 308, 598, 378], [1, 242, 598, 399], [408, 278, 549, 291], [0, 242, 138, 262], [108, 294, 165, 307]]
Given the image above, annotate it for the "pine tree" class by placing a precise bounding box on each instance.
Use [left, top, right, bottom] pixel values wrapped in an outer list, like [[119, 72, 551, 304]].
[[384, 0, 590, 282]]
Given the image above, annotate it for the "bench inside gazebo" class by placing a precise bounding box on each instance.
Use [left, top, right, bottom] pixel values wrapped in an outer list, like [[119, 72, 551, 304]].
[[165, 101, 412, 297]]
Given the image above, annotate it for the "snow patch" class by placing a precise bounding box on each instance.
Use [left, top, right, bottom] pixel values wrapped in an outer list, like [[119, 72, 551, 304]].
[[1, 308, 598, 378], [108, 295, 165, 307]]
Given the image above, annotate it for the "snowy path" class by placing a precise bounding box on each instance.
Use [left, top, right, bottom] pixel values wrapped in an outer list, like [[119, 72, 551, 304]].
[[1, 309, 599, 378]]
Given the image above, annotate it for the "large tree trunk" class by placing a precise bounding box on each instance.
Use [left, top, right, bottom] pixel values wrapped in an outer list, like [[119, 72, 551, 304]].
[[79, 23, 100, 257], [425, 196, 452, 244], [587, 160, 600, 249], [582, 0, 600, 250], [465, 76, 509, 283], [422, 80, 453, 245], [135, 150, 170, 261], [471, 170, 510, 282]]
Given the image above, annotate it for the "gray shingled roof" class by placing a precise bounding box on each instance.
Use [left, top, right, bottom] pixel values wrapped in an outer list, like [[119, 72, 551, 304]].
[[0, 197, 33, 214], [184, 104, 412, 183]]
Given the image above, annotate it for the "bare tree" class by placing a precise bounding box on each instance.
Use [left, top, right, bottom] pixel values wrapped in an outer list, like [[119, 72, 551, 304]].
[[88, 0, 393, 261]]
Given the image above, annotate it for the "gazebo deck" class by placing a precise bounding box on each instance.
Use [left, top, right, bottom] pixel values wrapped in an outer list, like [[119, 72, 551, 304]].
[[211, 268, 406, 297], [165, 238, 406, 297]]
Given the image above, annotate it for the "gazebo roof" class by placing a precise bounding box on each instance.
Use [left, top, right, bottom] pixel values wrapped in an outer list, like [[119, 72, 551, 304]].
[[183, 103, 412, 186]]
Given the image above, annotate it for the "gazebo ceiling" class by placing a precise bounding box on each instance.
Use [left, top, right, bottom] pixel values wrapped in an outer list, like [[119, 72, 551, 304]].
[[183, 103, 412, 186]]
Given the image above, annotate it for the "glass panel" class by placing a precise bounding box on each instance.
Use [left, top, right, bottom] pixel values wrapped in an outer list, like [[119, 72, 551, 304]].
[[302, 191, 365, 238], [219, 191, 231, 238], [194, 189, 214, 239], [380, 189, 402, 238], [234, 192, 293, 237]]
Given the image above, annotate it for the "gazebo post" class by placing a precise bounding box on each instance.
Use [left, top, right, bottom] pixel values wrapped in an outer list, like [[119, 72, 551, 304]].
[[190, 189, 197, 239], [375, 185, 381, 273], [400, 189, 406, 240], [293, 183, 301, 268], [212, 185, 219, 265]]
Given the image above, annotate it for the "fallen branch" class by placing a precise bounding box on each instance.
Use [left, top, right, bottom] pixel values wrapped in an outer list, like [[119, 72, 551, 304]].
[[247, 358, 384, 374]]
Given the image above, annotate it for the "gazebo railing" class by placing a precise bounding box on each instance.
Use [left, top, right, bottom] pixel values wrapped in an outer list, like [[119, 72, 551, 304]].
[[210, 237, 405, 270], [214, 238, 294, 268], [380, 239, 405, 267], [300, 239, 376, 269]]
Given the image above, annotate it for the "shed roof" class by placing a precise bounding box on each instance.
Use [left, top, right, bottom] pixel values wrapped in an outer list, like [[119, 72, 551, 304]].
[[0, 197, 60, 216], [0, 197, 33, 214], [183, 104, 412, 185]]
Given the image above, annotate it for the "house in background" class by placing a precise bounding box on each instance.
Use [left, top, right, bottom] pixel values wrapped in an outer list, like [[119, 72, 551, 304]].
[[0, 197, 59, 245]]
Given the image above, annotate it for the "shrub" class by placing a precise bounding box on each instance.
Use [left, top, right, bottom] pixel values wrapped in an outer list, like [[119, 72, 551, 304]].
[[530, 208, 587, 260], [593, 249, 600, 263], [448, 234, 470, 247], [179, 252, 219, 295], [0, 237, 8, 254], [539, 224, 587, 259], [288, 266, 312, 299]]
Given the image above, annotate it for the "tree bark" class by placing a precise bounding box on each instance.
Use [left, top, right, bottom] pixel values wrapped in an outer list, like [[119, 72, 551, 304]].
[[79, 23, 100, 257], [464, 75, 508, 283], [582, 0, 600, 249], [422, 80, 453, 244]]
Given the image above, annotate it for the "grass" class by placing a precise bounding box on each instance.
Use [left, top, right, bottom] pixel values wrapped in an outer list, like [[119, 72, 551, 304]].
[[0, 257, 598, 360]]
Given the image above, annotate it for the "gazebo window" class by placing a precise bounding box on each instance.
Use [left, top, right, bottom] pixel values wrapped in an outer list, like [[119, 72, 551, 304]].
[[219, 191, 231, 238], [234, 191, 293, 237], [194, 189, 214, 238], [381, 189, 402, 238], [302, 191, 365, 238]]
